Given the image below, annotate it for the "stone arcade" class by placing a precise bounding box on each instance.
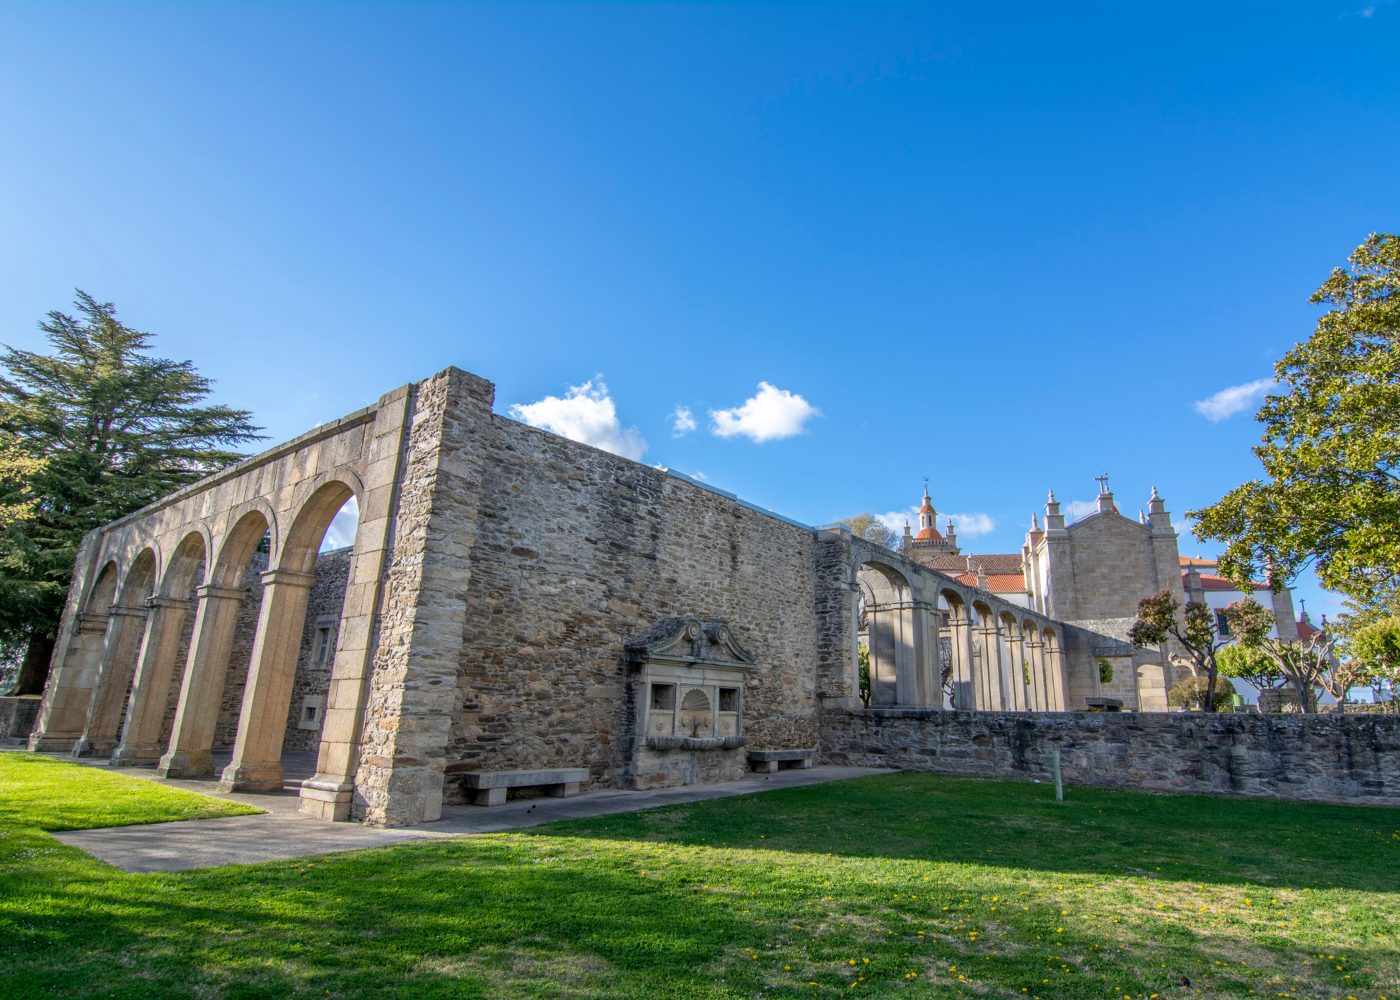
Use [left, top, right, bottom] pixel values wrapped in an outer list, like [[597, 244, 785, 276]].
[[28, 366, 1397, 825]]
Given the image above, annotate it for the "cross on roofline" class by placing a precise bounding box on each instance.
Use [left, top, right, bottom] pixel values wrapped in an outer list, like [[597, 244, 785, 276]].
[[1094, 473, 1111, 494]]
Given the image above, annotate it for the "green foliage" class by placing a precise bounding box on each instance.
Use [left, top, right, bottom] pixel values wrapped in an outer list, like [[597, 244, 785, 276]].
[[857, 642, 872, 706], [840, 512, 898, 550], [0, 433, 44, 529], [1167, 675, 1235, 712], [1224, 598, 1334, 713], [1128, 590, 1227, 710], [1216, 642, 1283, 690], [1351, 616, 1400, 700], [0, 292, 261, 664], [5, 754, 1400, 999], [1190, 233, 1400, 605], [1096, 658, 1113, 684]]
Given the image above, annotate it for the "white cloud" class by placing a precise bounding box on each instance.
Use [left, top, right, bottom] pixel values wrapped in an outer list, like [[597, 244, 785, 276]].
[[871, 508, 996, 540], [690, 470, 707, 482], [710, 382, 820, 443], [671, 405, 697, 437], [321, 495, 359, 551], [946, 512, 996, 539], [1064, 499, 1099, 521], [873, 509, 915, 536], [1192, 377, 1274, 422], [509, 377, 647, 460]]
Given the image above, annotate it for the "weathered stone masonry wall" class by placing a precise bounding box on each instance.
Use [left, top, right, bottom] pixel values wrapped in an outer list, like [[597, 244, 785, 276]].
[[821, 709, 1400, 805], [443, 413, 820, 799]]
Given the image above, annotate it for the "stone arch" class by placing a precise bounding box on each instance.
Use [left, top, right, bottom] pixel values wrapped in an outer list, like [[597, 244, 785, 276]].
[[160, 530, 210, 598], [1034, 624, 1064, 711], [74, 548, 158, 758], [999, 611, 1029, 711], [111, 535, 208, 766], [277, 472, 363, 574], [970, 600, 1002, 710], [84, 560, 120, 615], [938, 588, 973, 709], [211, 504, 277, 590], [856, 560, 912, 707], [219, 477, 362, 792]]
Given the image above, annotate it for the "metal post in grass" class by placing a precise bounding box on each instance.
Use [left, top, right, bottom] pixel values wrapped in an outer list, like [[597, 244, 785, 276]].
[[1052, 748, 1063, 802]]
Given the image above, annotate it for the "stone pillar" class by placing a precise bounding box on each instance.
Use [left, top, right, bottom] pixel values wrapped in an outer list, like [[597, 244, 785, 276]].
[[950, 616, 975, 710], [1048, 643, 1068, 711], [28, 612, 109, 751], [27, 532, 105, 752], [894, 602, 921, 707], [111, 596, 195, 766], [915, 603, 942, 708], [156, 585, 247, 778], [218, 568, 317, 792], [868, 606, 900, 706], [978, 622, 1005, 710], [301, 386, 415, 820], [353, 369, 494, 827], [1006, 632, 1028, 712], [72, 604, 149, 757], [1025, 636, 1045, 711]]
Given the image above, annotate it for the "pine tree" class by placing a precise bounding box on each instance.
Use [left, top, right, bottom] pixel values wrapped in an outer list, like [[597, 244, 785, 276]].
[[0, 292, 261, 693]]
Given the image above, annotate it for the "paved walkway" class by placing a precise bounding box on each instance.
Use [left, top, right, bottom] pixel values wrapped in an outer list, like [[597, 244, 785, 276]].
[[47, 757, 888, 873]]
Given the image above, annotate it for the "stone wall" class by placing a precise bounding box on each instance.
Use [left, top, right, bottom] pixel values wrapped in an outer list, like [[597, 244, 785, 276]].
[[820, 708, 1400, 805], [0, 696, 40, 744], [440, 411, 821, 801]]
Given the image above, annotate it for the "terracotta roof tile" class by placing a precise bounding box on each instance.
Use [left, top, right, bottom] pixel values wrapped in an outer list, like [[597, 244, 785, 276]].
[[966, 554, 1024, 574], [1188, 572, 1269, 592], [953, 572, 1026, 594]]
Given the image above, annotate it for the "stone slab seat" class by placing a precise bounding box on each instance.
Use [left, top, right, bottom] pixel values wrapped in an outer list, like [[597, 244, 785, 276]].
[[747, 748, 817, 773], [445, 765, 590, 806]]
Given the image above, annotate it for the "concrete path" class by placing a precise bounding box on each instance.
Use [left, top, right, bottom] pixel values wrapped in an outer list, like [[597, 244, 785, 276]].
[[49, 760, 889, 873]]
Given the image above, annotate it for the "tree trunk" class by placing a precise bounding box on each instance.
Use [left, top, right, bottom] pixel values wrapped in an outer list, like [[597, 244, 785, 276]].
[[12, 632, 55, 696]]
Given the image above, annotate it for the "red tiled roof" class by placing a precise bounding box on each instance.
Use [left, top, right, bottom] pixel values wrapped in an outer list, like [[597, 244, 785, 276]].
[[1297, 619, 1323, 640], [1189, 572, 1269, 592], [1180, 556, 1217, 568], [915, 526, 944, 542], [917, 553, 971, 571], [967, 553, 1024, 574], [954, 572, 1027, 594]]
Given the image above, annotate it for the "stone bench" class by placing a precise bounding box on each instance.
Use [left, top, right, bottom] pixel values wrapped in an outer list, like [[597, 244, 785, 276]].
[[447, 766, 589, 806], [747, 748, 816, 773]]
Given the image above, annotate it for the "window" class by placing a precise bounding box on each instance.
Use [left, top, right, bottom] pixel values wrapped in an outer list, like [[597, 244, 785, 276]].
[[650, 683, 675, 711], [314, 626, 334, 666], [718, 687, 739, 712], [1215, 610, 1231, 638]]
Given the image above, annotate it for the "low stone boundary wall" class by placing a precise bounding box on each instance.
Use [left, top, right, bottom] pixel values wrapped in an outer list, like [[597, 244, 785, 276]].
[[820, 709, 1400, 805], [0, 696, 41, 745]]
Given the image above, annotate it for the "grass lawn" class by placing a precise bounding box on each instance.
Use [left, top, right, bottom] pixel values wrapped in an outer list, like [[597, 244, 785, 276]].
[[0, 753, 1396, 999]]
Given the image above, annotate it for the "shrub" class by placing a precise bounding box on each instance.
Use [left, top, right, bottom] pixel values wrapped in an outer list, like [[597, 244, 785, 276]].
[[1167, 675, 1235, 712]]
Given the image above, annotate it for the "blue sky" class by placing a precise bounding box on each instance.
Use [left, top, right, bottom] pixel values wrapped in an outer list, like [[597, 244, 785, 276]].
[[2, 2, 1396, 619]]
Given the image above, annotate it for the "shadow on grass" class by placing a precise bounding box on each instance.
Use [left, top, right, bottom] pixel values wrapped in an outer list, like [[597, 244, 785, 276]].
[[525, 771, 1400, 894], [2, 832, 812, 999]]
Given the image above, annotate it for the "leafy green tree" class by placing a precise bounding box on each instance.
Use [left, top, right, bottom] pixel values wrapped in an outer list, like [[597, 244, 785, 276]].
[[1223, 598, 1333, 713], [1167, 675, 1234, 712], [0, 434, 44, 529], [0, 292, 261, 694], [1191, 233, 1400, 606], [840, 513, 898, 551], [1350, 616, 1400, 709], [1216, 642, 1283, 695], [1127, 590, 1226, 712]]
